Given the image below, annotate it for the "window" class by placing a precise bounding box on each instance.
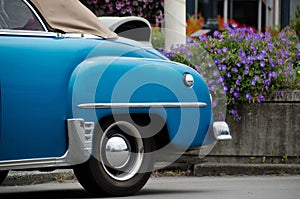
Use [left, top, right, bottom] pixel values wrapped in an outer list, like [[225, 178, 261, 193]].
[[229, 0, 265, 30], [0, 0, 43, 31]]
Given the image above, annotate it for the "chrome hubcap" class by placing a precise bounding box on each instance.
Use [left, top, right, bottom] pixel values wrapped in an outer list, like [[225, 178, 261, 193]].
[[100, 121, 144, 181], [105, 135, 131, 169]]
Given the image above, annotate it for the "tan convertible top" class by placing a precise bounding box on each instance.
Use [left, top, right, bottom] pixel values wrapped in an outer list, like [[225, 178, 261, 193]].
[[30, 0, 117, 39]]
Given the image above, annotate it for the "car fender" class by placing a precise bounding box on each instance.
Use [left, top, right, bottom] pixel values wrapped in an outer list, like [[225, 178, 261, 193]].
[[68, 56, 212, 148]]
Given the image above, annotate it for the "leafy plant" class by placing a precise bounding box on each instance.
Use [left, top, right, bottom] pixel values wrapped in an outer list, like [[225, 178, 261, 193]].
[[281, 156, 288, 163], [250, 157, 256, 163], [151, 26, 165, 49], [186, 13, 204, 36], [159, 25, 300, 120], [266, 25, 281, 36]]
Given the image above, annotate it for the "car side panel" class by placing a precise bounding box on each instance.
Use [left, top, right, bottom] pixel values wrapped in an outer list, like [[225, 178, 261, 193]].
[[0, 35, 176, 161], [0, 36, 94, 160]]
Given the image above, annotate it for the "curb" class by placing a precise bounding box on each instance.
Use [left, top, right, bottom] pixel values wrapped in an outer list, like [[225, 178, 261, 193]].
[[193, 163, 300, 176], [2, 163, 300, 186], [2, 170, 76, 186]]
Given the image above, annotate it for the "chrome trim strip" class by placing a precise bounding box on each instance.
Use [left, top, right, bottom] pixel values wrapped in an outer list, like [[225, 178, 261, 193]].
[[0, 30, 58, 37], [24, 0, 48, 32], [0, 30, 101, 39], [78, 102, 207, 109], [0, 119, 94, 171], [61, 33, 101, 39], [0, 157, 68, 170]]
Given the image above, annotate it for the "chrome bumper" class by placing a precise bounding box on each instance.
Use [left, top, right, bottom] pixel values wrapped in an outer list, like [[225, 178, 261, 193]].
[[213, 121, 232, 141], [197, 121, 231, 158], [66, 119, 94, 164]]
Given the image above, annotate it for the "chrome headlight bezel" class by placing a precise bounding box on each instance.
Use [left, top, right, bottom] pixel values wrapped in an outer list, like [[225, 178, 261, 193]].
[[182, 73, 194, 87]]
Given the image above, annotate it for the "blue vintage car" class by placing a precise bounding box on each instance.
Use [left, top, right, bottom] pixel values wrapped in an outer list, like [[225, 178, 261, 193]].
[[0, 0, 231, 196]]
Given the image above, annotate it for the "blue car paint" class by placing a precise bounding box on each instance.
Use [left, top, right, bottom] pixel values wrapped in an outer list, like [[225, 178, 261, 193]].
[[0, 36, 92, 160], [0, 34, 211, 160], [70, 57, 212, 148]]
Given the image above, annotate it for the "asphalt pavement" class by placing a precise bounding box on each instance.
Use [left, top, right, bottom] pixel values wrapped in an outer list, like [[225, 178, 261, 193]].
[[2, 162, 300, 186], [1, 175, 300, 199]]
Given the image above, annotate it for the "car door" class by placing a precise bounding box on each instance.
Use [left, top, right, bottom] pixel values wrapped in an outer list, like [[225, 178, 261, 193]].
[[0, 0, 87, 161]]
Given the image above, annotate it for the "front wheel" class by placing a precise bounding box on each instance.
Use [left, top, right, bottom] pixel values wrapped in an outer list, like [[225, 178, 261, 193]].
[[0, 170, 8, 185], [74, 119, 155, 197]]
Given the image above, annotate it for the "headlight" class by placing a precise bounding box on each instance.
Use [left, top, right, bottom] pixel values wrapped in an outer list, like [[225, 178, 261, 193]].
[[183, 73, 194, 87]]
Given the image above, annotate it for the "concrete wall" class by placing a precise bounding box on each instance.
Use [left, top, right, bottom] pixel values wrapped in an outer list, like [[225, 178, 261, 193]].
[[177, 91, 300, 165], [205, 90, 300, 164]]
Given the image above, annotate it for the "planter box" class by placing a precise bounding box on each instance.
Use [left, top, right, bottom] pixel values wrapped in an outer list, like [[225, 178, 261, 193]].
[[205, 90, 300, 164]]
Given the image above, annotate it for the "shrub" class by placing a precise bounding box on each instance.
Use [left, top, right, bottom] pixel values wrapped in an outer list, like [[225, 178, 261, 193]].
[[151, 26, 165, 49], [80, 0, 164, 26], [159, 25, 300, 120]]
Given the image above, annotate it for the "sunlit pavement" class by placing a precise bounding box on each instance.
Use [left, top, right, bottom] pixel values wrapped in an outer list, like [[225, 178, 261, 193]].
[[0, 175, 300, 199]]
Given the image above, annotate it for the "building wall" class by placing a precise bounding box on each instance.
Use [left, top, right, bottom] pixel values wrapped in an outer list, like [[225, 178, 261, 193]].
[[186, 0, 298, 31], [290, 0, 300, 20]]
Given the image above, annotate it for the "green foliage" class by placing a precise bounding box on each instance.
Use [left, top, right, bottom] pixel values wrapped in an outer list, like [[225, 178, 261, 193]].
[[159, 25, 300, 120], [151, 27, 165, 49], [281, 156, 288, 163], [250, 157, 256, 163]]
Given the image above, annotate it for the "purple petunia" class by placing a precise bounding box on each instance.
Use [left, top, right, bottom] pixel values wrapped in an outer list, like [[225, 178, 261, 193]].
[[222, 47, 228, 53], [213, 31, 221, 38], [232, 67, 238, 73], [223, 86, 229, 92], [232, 23, 238, 29], [227, 72, 232, 78], [260, 61, 265, 68], [246, 93, 252, 100], [231, 109, 238, 115], [268, 71, 277, 78], [209, 84, 217, 91], [257, 54, 264, 60], [157, 21, 300, 122], [233, 92, 240, 98], [257, 94, 265, 103]]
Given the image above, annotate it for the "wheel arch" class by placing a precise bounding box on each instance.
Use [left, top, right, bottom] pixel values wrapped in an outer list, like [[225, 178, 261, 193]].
[[97, 113, 170, 153]]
